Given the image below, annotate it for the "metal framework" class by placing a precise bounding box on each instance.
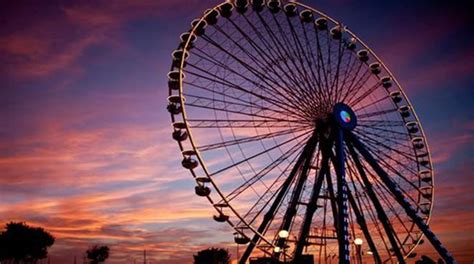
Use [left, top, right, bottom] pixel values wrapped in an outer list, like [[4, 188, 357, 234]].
[[166, 0, 456, 263]]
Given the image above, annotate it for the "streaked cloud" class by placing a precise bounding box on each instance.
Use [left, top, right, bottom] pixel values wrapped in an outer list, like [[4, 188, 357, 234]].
[[1, 0, 472, 263]]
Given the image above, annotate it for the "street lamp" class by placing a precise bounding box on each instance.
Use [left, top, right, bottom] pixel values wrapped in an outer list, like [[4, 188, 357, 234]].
[[354, 238, 363, 264], [278, 230, 289, 263], [278, 230, 289, 239]]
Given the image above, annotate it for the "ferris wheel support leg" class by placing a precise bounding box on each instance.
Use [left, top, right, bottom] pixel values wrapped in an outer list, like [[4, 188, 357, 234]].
[[335, 127, 350, 264], [238, 130, 319, 264], [274, 132, 320, 259], [325, 165, 340, 232], [346, 186, 382, 263], [346, 141, 406, 263], [347, 131, 457, 264], [293, 150, 330, 261]]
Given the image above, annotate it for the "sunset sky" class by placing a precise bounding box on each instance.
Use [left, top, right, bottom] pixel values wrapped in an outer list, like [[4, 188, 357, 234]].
[[1, 0, 473, 263]]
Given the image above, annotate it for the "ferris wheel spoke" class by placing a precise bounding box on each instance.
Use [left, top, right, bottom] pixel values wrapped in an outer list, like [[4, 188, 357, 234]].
[[300, 22, 326, 100], [186, 99, 300, 121], [352, 94, 390, 113], [234, 148, 302, 228], [347, 131, 423, 201], [357, 119, 405, 127], [329, 36, 345, 105], [209, 24, 314, 110], [225, 136, 309, 203], [350, 135, 423, 199], [191, 43, 294, 102], [338, 58, 364, 103], [364, 156, 421, 207], [209, 130, 311, 177], [325, 32, 349, 105], [371, 178, 415, 243], [355, 147, 421, 193], [183, 81, 309, 121], [340, 68, 372, 104], [353, 130, 416, 161], [356, 129, 410, 146], [346, 140, 407, 263], [354, 127, 413, 145], [356, 108, 398, 119], [186, 118, 311, 128], [260, 13, 320, 106], [313, 27, 332, 102], [355, 124, 410, 138], [268, 13, 312, 89], [354, 135, 415, 167], [186, 49, 311, 118], [334, 49, 356, 104], [284, 14, 325, 104], [347, 80, 383, 107], [362, 159, 416, 242], [308, 24, 331, 102], [224, 13, 320, 111], [194, 38, 310, 115], [197, 126, 309, 152], [354, 149, 420, 207], [221, 19, 317, 109], [324, 28, 333, 92], [183, 68, 310, 119], [369, 162, 422, 207], [184, 93, 305, 120], [239, 14, 316, 102]]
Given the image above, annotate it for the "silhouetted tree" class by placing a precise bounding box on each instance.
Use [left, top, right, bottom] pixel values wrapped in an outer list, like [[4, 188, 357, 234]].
[[415, 255, 445, 264], [0, 222, 55, 264], [86, 245, 110, 264], [193, 247, 230, 264]]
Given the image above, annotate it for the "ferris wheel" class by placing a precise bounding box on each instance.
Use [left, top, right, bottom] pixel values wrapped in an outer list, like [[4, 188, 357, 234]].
[[166, 0, 456, 263]]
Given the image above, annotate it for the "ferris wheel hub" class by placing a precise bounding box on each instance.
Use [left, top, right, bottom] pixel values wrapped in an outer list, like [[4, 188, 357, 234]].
[[333, 103, 357, 131]]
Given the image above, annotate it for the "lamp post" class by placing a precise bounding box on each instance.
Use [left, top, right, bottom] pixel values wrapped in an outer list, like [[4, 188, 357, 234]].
[[274, 246, 281, 253], [278, 230, 289, 263], [354, 238, 364, 264], [273, 246, 281, 264]]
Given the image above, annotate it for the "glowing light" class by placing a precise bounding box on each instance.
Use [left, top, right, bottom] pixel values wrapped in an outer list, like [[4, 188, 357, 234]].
[[340, 110, 351, 123], [278, 230, 289, 239], [354, 238, 364, 245], [274, 246, 281, 253]]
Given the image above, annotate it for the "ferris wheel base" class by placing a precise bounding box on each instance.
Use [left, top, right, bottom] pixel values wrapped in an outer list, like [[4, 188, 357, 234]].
[[249, 255, 314, 264]]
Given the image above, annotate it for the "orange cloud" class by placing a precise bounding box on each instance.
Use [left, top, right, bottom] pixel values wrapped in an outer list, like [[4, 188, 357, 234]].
[[1, 1, 472, 263]]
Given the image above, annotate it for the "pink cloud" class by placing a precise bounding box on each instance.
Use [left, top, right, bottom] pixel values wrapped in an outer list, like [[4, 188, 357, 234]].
[[428, 120, 473, 164], [403, 48, 474, 94], [1, 1, 472, 263], [1, 0, 218, 79]]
